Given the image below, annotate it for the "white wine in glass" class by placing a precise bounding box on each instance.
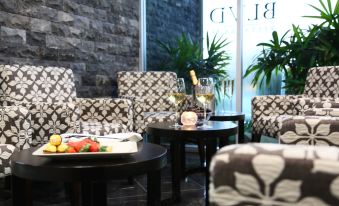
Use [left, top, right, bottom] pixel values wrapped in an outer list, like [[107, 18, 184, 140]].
[[196, 93, 214, 104], [168, 92, 186, 105], [196, 78, 214, 128], [168, 78, 186, 128]]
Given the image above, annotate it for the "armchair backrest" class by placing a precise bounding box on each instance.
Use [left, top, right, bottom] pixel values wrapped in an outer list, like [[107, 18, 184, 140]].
[[304, 66, 339, 98], [0, 64, 77, 104], [117, 71, 177, 112]]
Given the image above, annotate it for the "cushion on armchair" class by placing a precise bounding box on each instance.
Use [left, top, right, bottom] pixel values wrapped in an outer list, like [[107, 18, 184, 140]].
[[17, 102, 79, 146], [210, 143, 339, 206], [280, 116, 339, 146], [77, 98, 134, 134]]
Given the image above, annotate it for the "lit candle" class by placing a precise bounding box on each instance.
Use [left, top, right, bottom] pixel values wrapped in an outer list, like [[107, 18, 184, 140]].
[[181, 111, 198, 126]]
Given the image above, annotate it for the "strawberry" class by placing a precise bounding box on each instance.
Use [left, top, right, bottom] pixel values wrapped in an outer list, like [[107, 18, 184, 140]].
[[89, 142, 100, 152], [66, 146, 76, 153]]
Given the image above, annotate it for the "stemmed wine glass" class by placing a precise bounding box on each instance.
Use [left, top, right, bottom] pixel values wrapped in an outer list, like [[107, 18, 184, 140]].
[[224, 79, 235, 111], [168, 78, 186, 128], [196, 78, 214, 128]]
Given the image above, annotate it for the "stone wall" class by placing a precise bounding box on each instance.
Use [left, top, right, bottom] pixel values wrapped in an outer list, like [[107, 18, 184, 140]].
[[146, 0, 201, 70], [0, 0, 139, 97]]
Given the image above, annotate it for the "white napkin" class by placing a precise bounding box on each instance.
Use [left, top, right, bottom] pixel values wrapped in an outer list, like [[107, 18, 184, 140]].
[[61, 132, 143, 143]]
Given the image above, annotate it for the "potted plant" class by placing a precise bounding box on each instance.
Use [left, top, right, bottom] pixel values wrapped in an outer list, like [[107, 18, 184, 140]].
[[157, 33, 231, 100], [244, 0, 339, 94]]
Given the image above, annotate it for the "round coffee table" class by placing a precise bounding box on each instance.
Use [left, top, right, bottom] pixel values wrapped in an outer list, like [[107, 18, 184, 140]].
[[210, 112, 245, 143], [146, 121, 237, 205], [11, 143, 167, 206]]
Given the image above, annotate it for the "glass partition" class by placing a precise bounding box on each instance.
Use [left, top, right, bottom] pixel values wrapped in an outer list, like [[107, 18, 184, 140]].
[[203, 0, 337, 119]]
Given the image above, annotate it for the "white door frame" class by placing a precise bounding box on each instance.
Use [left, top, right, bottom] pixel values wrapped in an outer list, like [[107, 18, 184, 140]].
[[139, 0, 147, 71]]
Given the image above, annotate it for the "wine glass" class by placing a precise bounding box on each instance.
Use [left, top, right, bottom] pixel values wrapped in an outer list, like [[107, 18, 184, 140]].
[[225, 79, 235, 111], [196, 78, 214, 128], [168, 78, 186, 128]]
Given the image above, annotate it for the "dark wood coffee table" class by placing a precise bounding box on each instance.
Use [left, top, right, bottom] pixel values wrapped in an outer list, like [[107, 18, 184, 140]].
[[210, 112, 245, 143], [11, 143, 167, 206], [146, 121, 238, 205]]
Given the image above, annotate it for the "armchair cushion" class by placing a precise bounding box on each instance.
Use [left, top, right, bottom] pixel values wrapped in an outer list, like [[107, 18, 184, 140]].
[[280, 116, 339, 146], [77, 98, 133, 134], [79, 121, 128, 136], [0, 144, 17, 178], [144, 111, 176, 125], [210, 143, 339, 206], [18, 102, 79, 146]]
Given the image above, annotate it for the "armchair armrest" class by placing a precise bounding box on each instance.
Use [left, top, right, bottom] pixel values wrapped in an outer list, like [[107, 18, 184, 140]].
[[76, 98, 133, 132], [210, 143, 339, 205], [118, 95, 145, 133], [252, 95, 301, 122], [0, 106, 32, 150], [0, 144, 17, 177]]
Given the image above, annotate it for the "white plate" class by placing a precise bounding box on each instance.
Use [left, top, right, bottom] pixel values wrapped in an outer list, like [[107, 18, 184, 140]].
[[32, 141, 138, 159]]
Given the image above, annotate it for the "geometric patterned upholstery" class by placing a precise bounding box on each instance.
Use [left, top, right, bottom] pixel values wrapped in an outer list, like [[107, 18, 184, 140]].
[[0, 106, 32, 177], [0, 144, 17, 178], [77, 98, 133, 135], [252, 66, 339, 143], [0, 64, 76, 105], [0, 64, 133, 145], [280, 116, 339, 146], [210, 143, 339, 206], [117, 71, 177, 133], [304, 66, 339, 98]]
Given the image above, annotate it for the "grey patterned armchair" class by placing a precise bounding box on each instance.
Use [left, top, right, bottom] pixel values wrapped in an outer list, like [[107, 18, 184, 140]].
[[210, 143, 339, 205], [252, 66, 339, 145], [0, 64, 133, 146], [117, 71, 177, 133]]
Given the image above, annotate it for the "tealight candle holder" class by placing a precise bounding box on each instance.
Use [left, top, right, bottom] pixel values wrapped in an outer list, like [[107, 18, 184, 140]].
[[181, 111, 198, 126]]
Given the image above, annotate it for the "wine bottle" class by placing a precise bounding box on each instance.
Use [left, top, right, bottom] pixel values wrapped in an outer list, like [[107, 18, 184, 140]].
[[189, 70, 198, 108]]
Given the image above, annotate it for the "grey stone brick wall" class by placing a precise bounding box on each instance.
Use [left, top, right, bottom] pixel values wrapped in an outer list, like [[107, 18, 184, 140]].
[[146, 0, 201, 70], [0, 0, 139, 97]]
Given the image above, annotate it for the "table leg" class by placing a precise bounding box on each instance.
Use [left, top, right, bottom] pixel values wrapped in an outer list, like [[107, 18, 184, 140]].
[[92, 182, 107, 206], [205, 138, 217, 206], [180, 141, 186, 180], [81, 182, 92, 206], [11, 175, 32, 206], [219, 136, 229, 148], [147, 169, 161, 206], [239, 119, 245, 143], [170, 139, 182, 203]]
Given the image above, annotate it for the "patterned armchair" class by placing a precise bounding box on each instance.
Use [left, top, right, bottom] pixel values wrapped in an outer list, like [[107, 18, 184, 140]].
[[117, 71, 177, 133], [252, 66, 339, 145], [210, 143, 339, 205], [0, 106, 32, 177], [0, 64, 133, 146]]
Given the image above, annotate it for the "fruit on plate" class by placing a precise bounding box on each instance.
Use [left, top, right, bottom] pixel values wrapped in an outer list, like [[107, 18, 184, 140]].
[[57, 143, 68, 153], [43, 143, 57, 153], [50, 134, 62, 146], [43, 135, 112, 154]]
